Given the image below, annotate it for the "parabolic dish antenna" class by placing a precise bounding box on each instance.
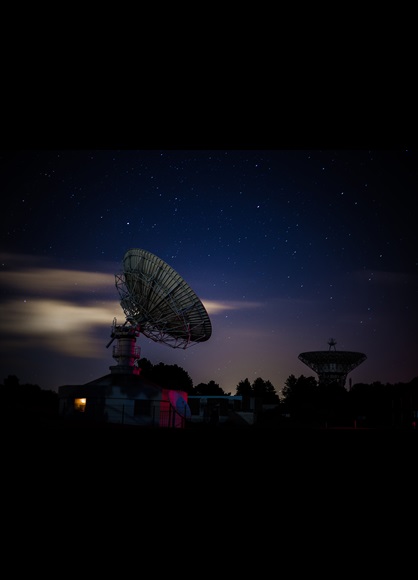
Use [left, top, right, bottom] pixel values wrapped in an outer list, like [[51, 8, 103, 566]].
[[115, 248, 212, 349]]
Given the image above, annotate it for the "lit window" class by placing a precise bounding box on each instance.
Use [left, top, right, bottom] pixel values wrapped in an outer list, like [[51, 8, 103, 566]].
[[74, 398, 86, 412]]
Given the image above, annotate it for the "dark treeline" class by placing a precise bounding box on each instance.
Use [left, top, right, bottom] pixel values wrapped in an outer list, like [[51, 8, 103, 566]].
[[2, 361, 418, 429], [137, 358, 281, 403], [137, 360, 418, 428], [1, 374, 59, 421], [259, 374, 418, 429]]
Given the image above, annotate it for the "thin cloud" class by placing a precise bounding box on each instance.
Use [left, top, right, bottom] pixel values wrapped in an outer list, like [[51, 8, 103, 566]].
[[1, 267, 114, 295], [0, 298, 121, 357], [202, 299, 263, 314]]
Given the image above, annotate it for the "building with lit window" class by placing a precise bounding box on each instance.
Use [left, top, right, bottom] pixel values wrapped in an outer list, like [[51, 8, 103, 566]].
[[58, 321, 189, 428]]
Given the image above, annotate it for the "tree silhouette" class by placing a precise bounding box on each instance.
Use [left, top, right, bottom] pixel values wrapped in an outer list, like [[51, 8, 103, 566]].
[[193, 380, 227, 396], [1, 374, 58, 419], [137, 357, 153, 375], [138, 360, 194, 394], [281, 374, 318, 425], [251, 377, 280, 404], [348, 381, 395, 428], [236, 378, 252, 397]]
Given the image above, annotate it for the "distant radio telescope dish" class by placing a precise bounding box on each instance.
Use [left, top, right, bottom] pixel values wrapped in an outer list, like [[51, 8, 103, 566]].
[[298, 338, 366, 388], [114, 248, 212, 349]]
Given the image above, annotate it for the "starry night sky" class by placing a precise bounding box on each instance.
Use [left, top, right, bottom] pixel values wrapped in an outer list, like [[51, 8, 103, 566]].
[[1, 148, 417, 394]]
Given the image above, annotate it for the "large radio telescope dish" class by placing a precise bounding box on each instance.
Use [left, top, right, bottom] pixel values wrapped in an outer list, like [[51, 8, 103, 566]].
[[115, 248, 212, 349]]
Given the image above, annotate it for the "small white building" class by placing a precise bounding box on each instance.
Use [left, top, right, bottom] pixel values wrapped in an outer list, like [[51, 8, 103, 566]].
[[58, 373, 189, 428]]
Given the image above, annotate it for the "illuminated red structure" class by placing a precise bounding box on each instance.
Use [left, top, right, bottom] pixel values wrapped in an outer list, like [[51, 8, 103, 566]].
[[298, 338, 367, 389]]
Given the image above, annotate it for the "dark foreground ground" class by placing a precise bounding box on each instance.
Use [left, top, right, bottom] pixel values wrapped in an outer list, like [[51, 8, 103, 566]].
[[2, 409, 416, 535], [2, 412, 413, 575], [3, 410, 417, 466]]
